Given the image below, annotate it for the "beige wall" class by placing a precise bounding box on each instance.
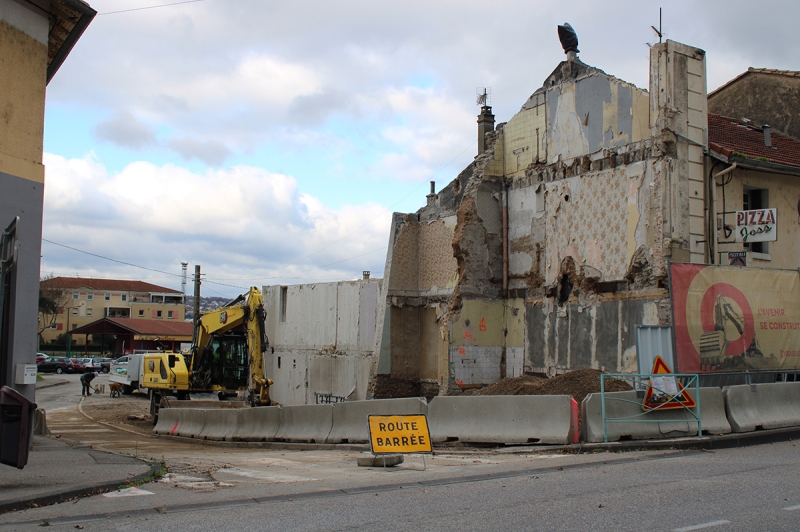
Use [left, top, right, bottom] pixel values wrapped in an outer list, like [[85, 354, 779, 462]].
[[0, 18, 47, 183], [714, 167, 800, 270]]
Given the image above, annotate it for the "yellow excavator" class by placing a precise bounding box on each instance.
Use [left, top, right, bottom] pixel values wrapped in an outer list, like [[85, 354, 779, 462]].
[[141, 287, 273, 422]]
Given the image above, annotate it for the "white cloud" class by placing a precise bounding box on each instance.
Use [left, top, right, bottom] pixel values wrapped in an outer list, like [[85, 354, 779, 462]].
[[42, 153, 391, 295]]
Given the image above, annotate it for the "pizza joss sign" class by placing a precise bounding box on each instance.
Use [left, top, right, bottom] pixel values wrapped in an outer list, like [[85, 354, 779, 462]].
[[735, 208, 777, 243]]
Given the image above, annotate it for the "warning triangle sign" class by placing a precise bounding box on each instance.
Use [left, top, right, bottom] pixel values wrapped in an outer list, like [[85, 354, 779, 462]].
[[642, 356, 696, 411]]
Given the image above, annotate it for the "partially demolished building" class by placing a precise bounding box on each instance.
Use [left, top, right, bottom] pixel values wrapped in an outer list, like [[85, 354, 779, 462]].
[[265, 39, 715, 405], [371, 39, 709, 397]]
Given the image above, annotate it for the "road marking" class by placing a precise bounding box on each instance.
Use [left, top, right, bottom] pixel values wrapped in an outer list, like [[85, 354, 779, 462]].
[[672, 520, 731, 532], [783, 505, 800, 511], [102, 487, 154, 498], [216, 468, 317, 483]]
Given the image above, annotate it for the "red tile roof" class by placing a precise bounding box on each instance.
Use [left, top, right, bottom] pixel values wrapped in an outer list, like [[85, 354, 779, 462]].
[[107, 318, 193, 337], [42, 277, 182, 294], [70, 318, 193, 338], [708, 113, 800, 169]]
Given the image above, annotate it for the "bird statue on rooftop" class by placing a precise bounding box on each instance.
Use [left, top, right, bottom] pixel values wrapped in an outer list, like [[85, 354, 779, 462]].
[[557, 23, 579, 60]]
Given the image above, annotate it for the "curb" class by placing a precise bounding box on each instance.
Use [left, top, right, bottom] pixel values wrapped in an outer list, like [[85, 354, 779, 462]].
[[482, 426, 800, 454], [155, 434, 370, 452], [152, 425, 800, 454], [0, 455, 161, 515], [35, 380, 70, 390]]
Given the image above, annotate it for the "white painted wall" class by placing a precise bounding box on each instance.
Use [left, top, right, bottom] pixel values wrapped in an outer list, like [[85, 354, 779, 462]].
[[263, 279, 381, 405]]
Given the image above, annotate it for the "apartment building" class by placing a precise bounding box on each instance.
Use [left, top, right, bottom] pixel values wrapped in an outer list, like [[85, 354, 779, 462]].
[[40, 277, 185, 345]]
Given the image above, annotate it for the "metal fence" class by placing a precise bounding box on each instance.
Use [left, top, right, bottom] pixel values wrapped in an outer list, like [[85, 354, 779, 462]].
[[600, 373, 701, 443]]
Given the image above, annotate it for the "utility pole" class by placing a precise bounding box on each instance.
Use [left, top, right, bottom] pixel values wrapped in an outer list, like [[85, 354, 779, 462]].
[[192, 265, 201, 345]]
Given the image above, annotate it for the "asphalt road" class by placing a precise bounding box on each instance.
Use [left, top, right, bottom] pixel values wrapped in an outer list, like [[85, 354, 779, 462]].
[[12, 375, 799, 531]]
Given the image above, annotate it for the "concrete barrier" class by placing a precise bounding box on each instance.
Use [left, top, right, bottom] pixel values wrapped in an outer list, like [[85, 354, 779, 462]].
[[427, 395, 573, 444], [153, 407, 206, 438], [161, 397, 248, 409], [581, 387, 731, 443], [231, 406, 282, 441], [274, 404, 334, 443], [198, 409, 242, 441], [724, 382, 800, 433], [326, 398, 428, 444]]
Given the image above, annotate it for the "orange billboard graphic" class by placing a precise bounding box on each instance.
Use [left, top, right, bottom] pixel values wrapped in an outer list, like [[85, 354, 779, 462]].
[[671, 263, 800, 373]]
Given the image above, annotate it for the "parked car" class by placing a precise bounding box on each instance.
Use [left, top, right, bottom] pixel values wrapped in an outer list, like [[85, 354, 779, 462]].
[[93, 357, 113, 373], [80, 358, 100, 372], [37, 357, 74, 374], [36, 353, 48, 363], [69, 358, 87, 373]]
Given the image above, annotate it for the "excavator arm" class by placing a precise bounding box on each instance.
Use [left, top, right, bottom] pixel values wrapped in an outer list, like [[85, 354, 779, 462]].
[[244, 287, 272, 406], [190, 287, 272, 405]]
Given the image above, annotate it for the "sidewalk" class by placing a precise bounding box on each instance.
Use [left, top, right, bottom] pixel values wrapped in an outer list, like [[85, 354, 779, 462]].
[[0, 437, 158, 514], [35, 378, 69, 390]]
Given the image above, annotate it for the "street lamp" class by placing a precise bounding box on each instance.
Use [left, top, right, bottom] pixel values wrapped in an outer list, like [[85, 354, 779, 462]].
[[65, 306, 80, 357]]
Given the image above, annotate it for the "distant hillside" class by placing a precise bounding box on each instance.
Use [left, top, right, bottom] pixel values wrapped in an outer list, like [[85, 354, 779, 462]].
[[184, 296, 233, 320]]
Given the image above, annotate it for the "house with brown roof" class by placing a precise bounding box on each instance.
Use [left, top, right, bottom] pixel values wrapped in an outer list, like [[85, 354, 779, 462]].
[[706, 112, 800, 269], [39, 277, 186, 346], [69, 318, 193, 355], [708, 68, 800, 141]]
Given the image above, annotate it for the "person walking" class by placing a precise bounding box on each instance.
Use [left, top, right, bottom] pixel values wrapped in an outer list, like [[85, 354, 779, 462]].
[[81, 371, 99, 397]]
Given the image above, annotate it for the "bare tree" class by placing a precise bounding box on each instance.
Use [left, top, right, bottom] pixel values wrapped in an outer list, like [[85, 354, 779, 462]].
[[38, 275, 69, 347]]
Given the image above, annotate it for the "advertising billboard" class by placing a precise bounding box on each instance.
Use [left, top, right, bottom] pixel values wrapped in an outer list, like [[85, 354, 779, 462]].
[[670, 263, 800, 373]]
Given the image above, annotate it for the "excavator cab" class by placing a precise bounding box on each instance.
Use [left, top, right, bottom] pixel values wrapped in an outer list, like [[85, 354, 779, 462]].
[[209, 332, 249, 390], [192, 330, 249, 391]]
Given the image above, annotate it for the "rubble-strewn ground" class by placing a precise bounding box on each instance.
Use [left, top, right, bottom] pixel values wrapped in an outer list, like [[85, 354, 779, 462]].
[[82, 396, 153, 432], [463, 369, 632, 403]]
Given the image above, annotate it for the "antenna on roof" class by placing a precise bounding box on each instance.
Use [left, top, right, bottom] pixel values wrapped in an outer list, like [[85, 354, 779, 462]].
[[651, 7, 663, 43], [476, 87, 491, 107]]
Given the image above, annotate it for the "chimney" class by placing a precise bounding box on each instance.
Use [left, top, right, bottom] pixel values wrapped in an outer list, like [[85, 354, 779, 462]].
[[426, 181, 437, 207], [477, 105, 495, 155], [763, 124, 772, 147], [362, 271, 370, 280]]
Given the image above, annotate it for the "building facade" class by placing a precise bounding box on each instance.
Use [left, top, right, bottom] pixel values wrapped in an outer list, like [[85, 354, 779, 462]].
[[262, 43, 800, 403], [1, 0, 94, 398], [39, 277, 185, 346]]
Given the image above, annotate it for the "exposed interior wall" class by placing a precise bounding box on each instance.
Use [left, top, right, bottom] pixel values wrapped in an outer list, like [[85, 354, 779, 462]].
[[545, 64, 650, 163], [503, 93, 546, 178], [525, 294, 668, 375], [366, 40, 709, 397]]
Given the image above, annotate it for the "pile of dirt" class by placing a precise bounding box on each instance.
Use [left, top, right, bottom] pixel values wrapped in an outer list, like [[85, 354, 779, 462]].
[[464, 375, 545, 396], [372, 376, 440, 403], [463, 369, 631, 404]]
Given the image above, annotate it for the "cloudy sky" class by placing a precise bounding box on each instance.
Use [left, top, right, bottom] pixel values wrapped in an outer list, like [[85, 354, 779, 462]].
[[41, 0, 800, 298]]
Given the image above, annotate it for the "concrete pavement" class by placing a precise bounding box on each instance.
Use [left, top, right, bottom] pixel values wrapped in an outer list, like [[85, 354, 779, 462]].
[[0, 436, 159, 514]]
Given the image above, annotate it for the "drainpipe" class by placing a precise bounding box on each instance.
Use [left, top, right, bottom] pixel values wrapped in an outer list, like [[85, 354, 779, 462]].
[[501, 179, 509, 298]]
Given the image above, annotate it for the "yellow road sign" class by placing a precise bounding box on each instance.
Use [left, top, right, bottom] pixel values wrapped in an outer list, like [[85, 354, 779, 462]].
[[368, 414, 432, 454]]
